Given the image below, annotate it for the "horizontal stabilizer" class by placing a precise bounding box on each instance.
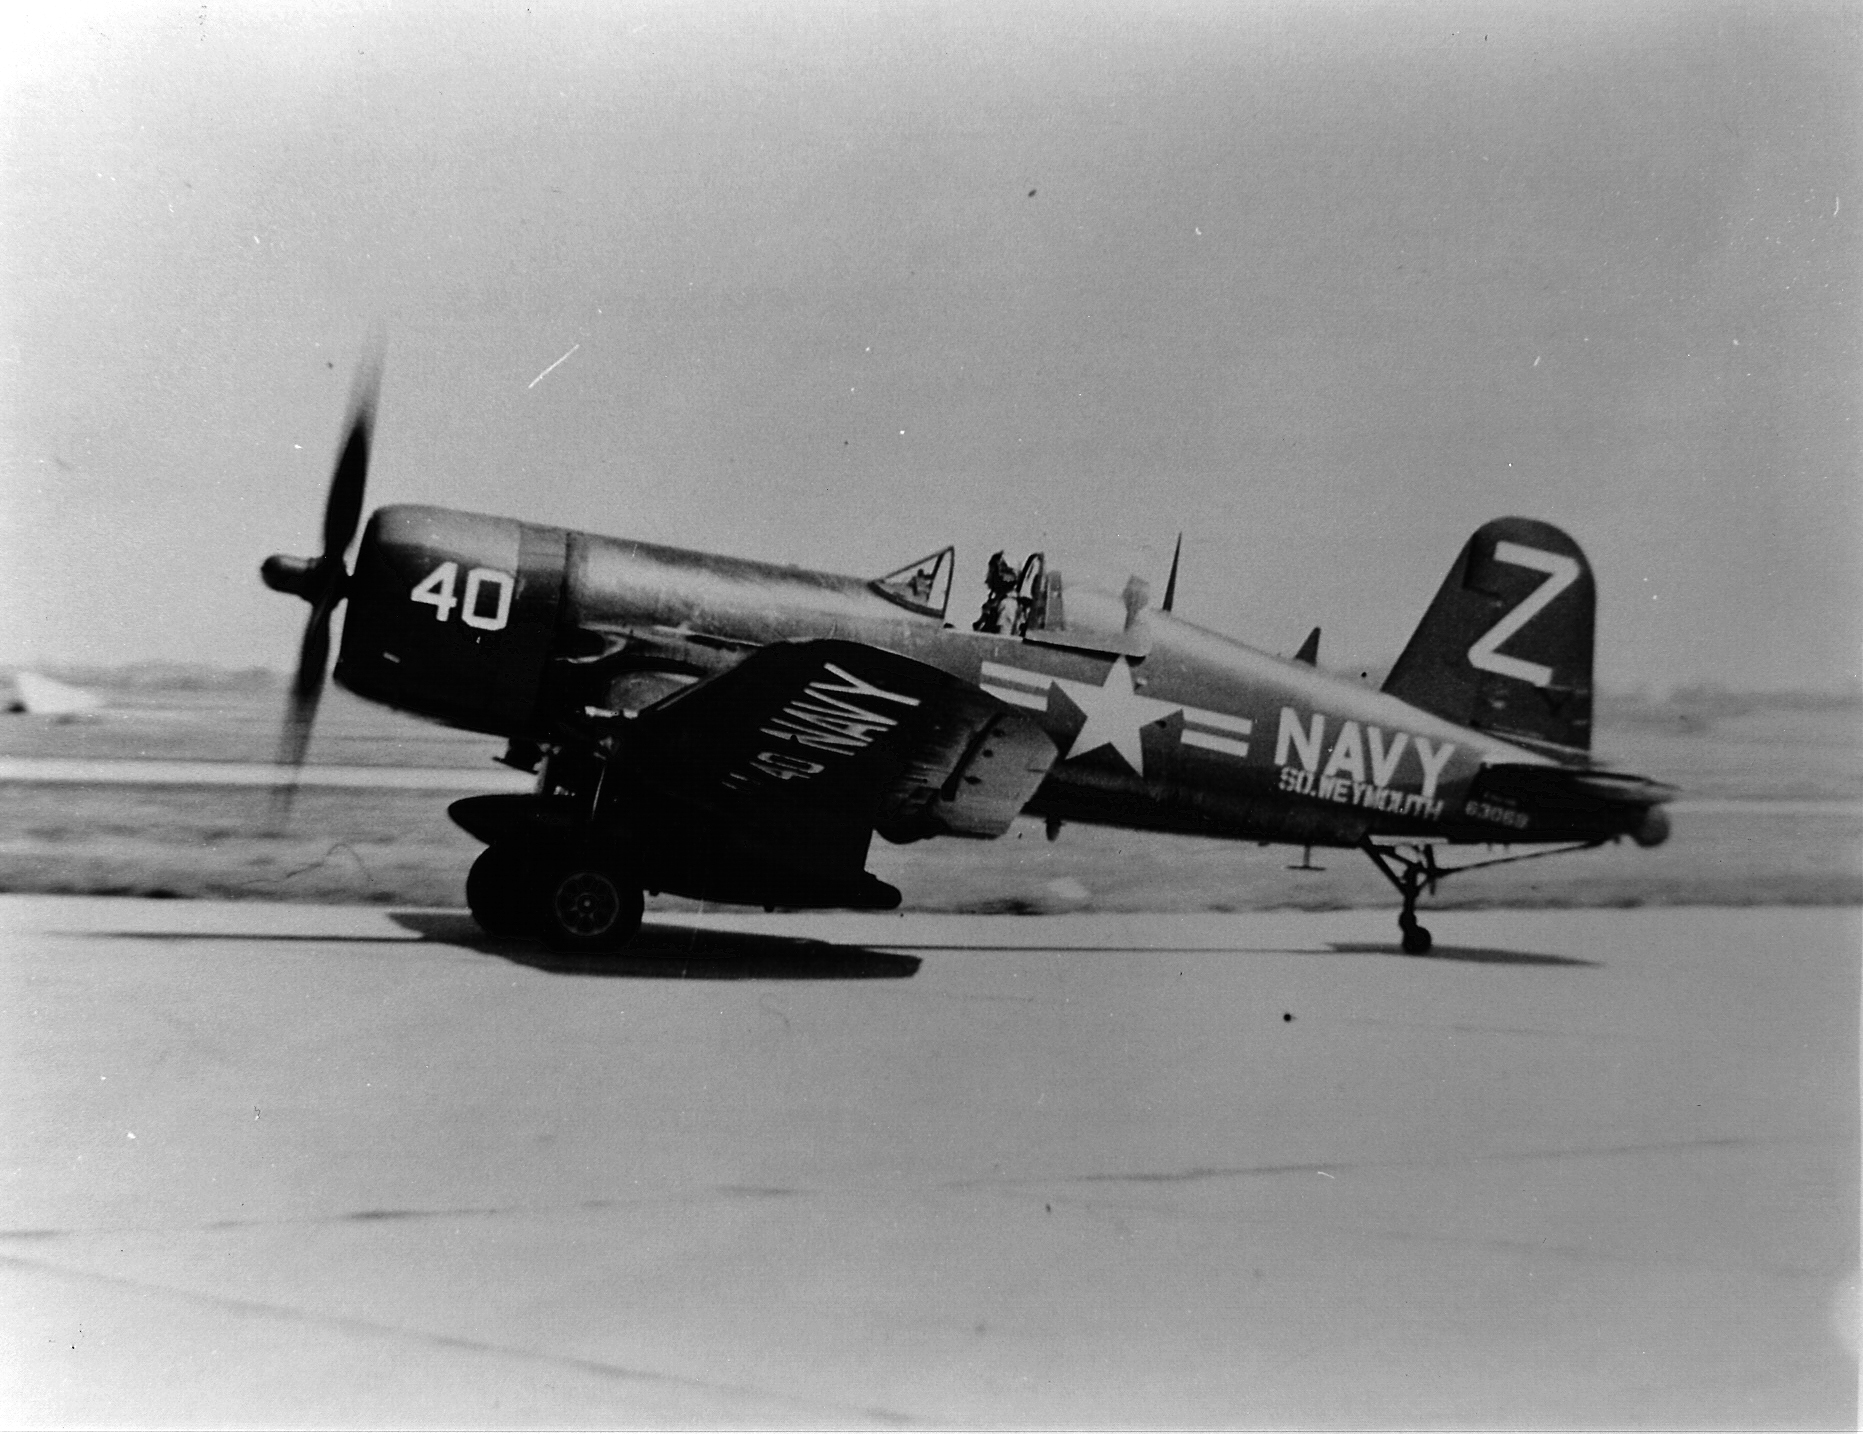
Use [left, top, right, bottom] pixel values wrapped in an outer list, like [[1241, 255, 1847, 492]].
[[1469, 761, 1676, 846], [1475, 763, 1676, 810]]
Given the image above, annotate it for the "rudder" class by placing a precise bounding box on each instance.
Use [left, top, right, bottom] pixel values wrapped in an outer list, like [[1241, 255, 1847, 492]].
[[1382, 517, 1594, 752]]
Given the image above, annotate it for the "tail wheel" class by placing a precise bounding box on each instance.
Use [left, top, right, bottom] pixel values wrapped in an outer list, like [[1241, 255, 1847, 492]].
[[466, 844, 542, 939], [541, 857, 644, 952]]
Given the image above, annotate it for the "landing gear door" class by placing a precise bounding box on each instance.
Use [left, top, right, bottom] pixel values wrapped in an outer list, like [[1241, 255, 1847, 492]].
[[919, 710, 1058, 839]]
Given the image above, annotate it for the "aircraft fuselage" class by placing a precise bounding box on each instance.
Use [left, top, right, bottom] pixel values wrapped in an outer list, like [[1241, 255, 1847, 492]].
[[335, 506, 1658, 851]]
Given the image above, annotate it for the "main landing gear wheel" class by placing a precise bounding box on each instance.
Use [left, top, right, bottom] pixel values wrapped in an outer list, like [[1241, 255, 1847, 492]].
[[1399, 916, 1433, 956], [466, 844, 542, 939], [540, 857, 644, 953]]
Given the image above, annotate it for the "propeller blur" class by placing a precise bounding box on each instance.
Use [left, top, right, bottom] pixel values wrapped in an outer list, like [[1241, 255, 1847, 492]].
[[261, 351, 379, 823]]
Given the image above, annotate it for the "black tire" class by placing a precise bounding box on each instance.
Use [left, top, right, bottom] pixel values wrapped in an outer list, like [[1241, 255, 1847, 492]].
[[1400, 922, 1433, 956], [540, 857, 645, 952], [466, 844, 542, 939]]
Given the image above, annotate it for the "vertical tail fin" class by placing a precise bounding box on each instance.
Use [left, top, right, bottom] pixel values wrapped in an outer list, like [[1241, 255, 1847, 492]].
[[1382, 517, 1595, 752]]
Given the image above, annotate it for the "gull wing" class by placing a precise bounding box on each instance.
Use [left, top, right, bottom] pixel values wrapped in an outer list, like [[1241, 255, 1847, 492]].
[[628, 638, 1057, 842]]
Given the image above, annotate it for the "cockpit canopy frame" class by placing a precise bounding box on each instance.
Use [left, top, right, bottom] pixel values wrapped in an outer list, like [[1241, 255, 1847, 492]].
[[870, 546, 955, 620]]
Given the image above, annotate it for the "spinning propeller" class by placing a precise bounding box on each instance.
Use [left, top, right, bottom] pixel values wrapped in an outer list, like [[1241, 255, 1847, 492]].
[[260, 351, 381, 821]]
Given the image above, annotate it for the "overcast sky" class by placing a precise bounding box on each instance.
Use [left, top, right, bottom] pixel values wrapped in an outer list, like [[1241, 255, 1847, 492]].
[[3, 0, 1857, 693]]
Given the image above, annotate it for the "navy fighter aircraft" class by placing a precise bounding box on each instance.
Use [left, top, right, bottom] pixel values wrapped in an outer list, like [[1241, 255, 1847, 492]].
[[263, 364, 1673, 952]]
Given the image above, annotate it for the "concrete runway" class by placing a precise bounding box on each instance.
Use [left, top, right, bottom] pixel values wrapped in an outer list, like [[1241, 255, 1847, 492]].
[[2, 897, 1855, 1428]]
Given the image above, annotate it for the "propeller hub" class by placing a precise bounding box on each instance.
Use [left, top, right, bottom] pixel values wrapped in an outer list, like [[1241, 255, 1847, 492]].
[[261, 553, 343, 602]]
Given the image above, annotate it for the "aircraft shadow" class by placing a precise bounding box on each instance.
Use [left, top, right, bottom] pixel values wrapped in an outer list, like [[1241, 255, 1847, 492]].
[[1326, 941, 1600, 969], [388, 912, 922, 981]]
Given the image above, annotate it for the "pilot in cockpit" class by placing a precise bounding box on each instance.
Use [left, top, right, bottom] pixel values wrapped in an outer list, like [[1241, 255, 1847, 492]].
[[974, 551, 1022, 635]]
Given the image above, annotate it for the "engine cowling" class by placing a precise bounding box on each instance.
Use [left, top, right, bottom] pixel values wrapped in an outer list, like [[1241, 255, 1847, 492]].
[[334, 505, 568, 737]]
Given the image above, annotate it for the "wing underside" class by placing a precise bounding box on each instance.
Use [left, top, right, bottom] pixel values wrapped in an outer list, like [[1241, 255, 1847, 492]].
[[627, 638, 1058, 849]]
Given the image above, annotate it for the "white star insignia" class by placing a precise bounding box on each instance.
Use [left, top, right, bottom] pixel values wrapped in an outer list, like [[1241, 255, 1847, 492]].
[[1051, 658, 1180, 776]]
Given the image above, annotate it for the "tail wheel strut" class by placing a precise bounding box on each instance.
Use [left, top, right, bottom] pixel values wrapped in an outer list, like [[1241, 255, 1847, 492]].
[[1359, 840, 1439, 955], [1359, 836, 1611, 955]]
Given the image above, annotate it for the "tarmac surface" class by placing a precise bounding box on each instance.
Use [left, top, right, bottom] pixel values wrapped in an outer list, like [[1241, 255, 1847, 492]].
[[2, 896, 1856, 1428]]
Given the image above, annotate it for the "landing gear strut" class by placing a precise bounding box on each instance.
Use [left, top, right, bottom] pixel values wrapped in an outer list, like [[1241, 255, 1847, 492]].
[[1359, 840, 1439, 955]]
